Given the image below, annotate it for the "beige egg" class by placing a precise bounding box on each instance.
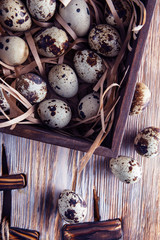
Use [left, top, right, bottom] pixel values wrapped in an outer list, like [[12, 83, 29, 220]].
[[26, 0, 56, 21], [48, 64, 78, 98], [16, 73, 47, 104], [88, 24, 121, 57], [130, 82, 151, 115], [0, 88, 10, 113], [0, 0, 32, 31], [59, 0, 90, 37], [73, 49, 106, 83], [34, 26, 69, 58], [0, 36, 29, 66]]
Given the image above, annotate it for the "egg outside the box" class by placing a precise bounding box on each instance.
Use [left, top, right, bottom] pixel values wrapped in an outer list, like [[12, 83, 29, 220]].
[[110, 156, 142, 184], [59, 0, 90, 37], [0, 88, 10, 113], [73, 49, 106, 83], [0, 36, 29, 66], [78, 92, 100, 120], [16, 73, 47, 104], [105, 0, 132, 28], [0, 0, 32, 31], [26, 0, 56, 21], [134, 127, 160, 158], [48, 64, 78, 98], [34, 26, 69, 58], [37, 99, 72, 128], [88, 24, 121, 57], [58, 189, 87, 224]]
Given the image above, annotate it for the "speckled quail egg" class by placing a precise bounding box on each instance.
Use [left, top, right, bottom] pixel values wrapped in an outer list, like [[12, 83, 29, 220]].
[[16, 73, 47, 104], [105, 0, 132, 28], [73, 50, 106, 83], [130, 82, 151, 115], [0, 88, 10, 113], [110, 156, 142, 184], [37, 99, 71, 128], [0, 36, 29, 66], [34, 26, 69, 58], [59, 0, 90, 37], [26, 0, 56, 21], [78, 92, 100, 120], [48, 64, 78, 98], [88, 24, 121, 57], [0, 0, 32, 31], [58, 189, 87, 224], [134, 127, 160, 158]]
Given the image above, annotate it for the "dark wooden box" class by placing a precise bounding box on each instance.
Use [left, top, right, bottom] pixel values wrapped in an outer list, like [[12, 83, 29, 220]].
[[0, 0, 157, 157]]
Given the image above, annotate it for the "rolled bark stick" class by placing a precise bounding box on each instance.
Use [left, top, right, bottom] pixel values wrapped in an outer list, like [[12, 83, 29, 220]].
[[0, 174, 26, 190]]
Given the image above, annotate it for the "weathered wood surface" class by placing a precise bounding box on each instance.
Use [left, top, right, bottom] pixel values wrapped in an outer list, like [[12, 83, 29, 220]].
[[0, 1, 159, 239]]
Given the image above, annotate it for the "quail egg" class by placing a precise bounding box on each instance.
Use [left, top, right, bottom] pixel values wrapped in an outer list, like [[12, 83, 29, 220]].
[[0, 88, 10, 113], [16, 73, 47, 104], [110, 156, 142, 184], [0, 0, 32, 31], [48, 64, 78, 98], [134, 127, 160, 158], [73, 49, 106, 83], [37, 99, 72, 128], [88, 24, 121, 57], [58, 189, 87, 224], [78, 92, 100, 120], [34, 26, 69, 58]]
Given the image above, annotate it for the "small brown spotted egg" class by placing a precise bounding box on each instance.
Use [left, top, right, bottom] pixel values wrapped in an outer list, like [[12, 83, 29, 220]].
[[26, 0, 56, 21], [88, 24, 121, 57], [78, 92, 99, 120], [0, 36, 29, 66], [58, 189, 87, 224], [134, 127, 160, 158], [105, 0, 132, 28], [48, 64, 78, 98], [73, 49, 106, 83], [34, 26, 69, 58], [0, 88, 10, 113], [59, 0, 90, 37], [130, 82, 151, 115], [16, 73, 47, 104], [110, 156, 142, 184], [37, 99, 71, 128], [0, 0, 32, 31]]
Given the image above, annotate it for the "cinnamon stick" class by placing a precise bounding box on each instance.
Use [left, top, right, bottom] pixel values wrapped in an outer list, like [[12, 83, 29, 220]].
[[0, 174, 26, 190]]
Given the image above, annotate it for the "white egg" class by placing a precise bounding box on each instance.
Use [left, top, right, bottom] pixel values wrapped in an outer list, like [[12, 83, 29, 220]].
[[0, 88, 10, 112], [26, 0, 56, 21], [16, 73, 47, 104], [73, 49, 106, 83], [0, 36, 29, 66], [110, 156, 142, 184], [48, 64, 78, 98], [37, 99, 71, 128], [59, 0, 90, 37], [88, 24, 121, 57], [78, 92, 100, 120], [58, 189, 87, 224], [0, 0, 32, 31], [34, 26, 69, 57]]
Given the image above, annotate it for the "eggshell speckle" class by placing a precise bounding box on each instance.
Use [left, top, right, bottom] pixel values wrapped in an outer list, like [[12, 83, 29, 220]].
[[59, 0, 90, 37], [48, 64, 78, 98], [26, 0, 56, 21], [37, 99, 71, 128], [73, 49, 106, 83], [34, 26, 69, 58], [58, 189, 87, 223], [0, 36, 29, 66], [16, 73, 47, 104], [110, 156, 142, 184], [0, 0, 32, 31], [78, 92, 99, 119], [88, 24, 121, 57], [130, 82, 151, 115], [134, 127, 160, 158], [0, 88, 10, 112]]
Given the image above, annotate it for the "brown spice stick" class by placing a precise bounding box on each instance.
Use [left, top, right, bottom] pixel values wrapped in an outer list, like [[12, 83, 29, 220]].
[[0, 174, 26, 190]]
